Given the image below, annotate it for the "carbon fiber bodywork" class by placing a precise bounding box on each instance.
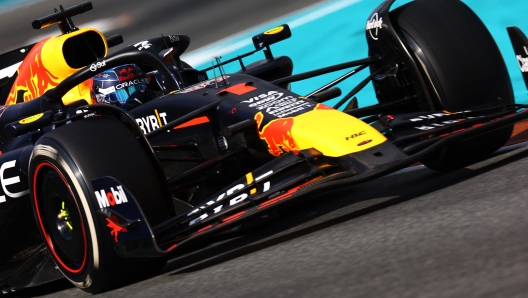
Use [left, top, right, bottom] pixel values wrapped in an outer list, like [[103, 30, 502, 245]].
[[1, 0, 527, 293]]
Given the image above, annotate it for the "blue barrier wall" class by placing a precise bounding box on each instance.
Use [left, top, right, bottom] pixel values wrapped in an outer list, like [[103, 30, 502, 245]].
[[184, 0, 528, 108]]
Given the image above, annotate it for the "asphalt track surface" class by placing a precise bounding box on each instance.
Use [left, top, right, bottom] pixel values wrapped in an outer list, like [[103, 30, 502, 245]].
[[3, 0, 528, 297]]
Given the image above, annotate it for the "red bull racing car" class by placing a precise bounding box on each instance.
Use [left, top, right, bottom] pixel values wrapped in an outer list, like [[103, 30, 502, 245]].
[[2, 0, 528, 293]]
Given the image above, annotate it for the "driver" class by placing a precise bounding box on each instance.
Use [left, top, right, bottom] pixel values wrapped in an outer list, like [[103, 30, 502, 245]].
[[90, 64, 154, 111]]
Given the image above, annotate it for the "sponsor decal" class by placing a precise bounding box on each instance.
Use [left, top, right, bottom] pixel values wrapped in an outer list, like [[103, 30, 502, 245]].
[[187, 170, 273, 226], [96, 73, 111, 78], [169, 35, 179, 43], [255, 112, 300, 156], [97, 86, 117, 96], [116, 78, 149, 90], [94, 184, 128, 209], [243, 91, 314, 118], [116, 66, 139, 82], [414, 122, 461, 131], [366, 13, 383, 40], [409, 111, 471, 130], [90, 60, 106, 72], [91, 177, 138, 242], [19, 113, 44, 124], [106, 217, 127, 243], [0, 160, 29, 203], [75, 109, 96, 118], [408, 111, 471, 122], [242, 90, 283, 104], [135, 109, 168, 134], [134, 41, 152, 51], [415, 125, 437, 131], [264, 26, 284, 35], [7, 38, 60, 105], [94, 75, 147, 103], [345, 131, 366, 140], [517, 54, 528, 73]]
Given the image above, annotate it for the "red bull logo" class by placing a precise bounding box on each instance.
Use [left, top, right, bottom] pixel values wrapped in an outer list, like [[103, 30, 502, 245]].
[[118, 67, 134, 74], [106, 217, 127, 243], [255, 111, 300, 156], [6, 38, 60, 105], [314, 103, 333, 110], [117, 66, 139, 82]]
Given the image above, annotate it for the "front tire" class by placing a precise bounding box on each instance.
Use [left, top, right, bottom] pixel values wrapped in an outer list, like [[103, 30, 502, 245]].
[[391, 0, 514, 170], [33, 162, 88, 277], [30, 116, 170, 293]]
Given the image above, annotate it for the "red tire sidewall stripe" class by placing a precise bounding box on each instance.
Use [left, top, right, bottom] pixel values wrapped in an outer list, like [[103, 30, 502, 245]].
[[33, 161, 88, 274]]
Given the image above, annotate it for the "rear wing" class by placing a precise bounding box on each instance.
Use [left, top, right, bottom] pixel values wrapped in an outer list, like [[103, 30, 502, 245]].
[[507, 26, 528, 90]]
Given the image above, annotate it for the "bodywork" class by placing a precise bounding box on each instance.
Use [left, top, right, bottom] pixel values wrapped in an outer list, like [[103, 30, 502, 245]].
[[1, 0, 528, 292]]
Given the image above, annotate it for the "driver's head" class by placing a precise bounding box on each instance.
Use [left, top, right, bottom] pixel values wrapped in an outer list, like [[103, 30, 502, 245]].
[[91, 64, 150, 109]]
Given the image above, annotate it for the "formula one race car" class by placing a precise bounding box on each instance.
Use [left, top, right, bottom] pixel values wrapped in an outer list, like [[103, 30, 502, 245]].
[[2, 0, 528, 293]]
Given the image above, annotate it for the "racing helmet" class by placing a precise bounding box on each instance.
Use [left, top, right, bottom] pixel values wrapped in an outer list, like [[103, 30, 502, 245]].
[[91, 64, 150, 108]]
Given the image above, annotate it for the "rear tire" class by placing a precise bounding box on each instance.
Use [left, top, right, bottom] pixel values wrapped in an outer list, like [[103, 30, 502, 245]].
[[391, 0, 514, 170], [30, 116, 170, 293]]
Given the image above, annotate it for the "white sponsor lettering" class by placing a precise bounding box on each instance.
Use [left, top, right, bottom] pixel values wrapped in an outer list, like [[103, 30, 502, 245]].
[[189, 214, 208, 226], [229, 194, 248, 206], [226, 184, 244, 195], [243, 91, 283, 104], [95, 189, 108, 208], [255, 171, 273, 181], [409, 111, 471, 122], [90, 60, 106, 72], [169, 35, 179, 43], [116, 78, 149, 90], [414, 121, 465, 130], [366, 13, 383, 40], [414, 126, 436, 131], [94, 185, 128, 209], [134, 41, 152, 51], [160, 113, 167, 124], [135, 111, 168, 134], [187, 171, 274, 226], [517, 55, 528, 73], [262, 181, 271, 192], [409, 113, 449, 122], [243, 91, 314, 117], [98, 86, 116, 95], [0, 160, 29, 203]]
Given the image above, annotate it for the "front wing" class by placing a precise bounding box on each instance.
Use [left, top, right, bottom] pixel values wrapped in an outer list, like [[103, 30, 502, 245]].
[[95, 104, 528, 258]]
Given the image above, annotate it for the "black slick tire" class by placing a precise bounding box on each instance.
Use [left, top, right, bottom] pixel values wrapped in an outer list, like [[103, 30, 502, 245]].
[[30, 116, 169, 293], [391, 0, 514, 170]]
